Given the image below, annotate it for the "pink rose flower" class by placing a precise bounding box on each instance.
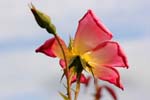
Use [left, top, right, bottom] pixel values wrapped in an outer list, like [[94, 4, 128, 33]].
[[36, 10, 128, 89]]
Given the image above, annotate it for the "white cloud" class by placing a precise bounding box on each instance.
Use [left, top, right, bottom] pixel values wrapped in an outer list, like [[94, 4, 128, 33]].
[[0, 0, 149, 41], [0, 35, 150, 99], [117, 36, 150, 100], [122, 36, 150, 85], [0, 50, 62, 99], [0, 0, 150, 99]]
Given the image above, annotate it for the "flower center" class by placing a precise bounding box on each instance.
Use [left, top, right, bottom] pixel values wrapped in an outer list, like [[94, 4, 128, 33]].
[[69, 55, 84, 74], [70, 46, 94, 73]]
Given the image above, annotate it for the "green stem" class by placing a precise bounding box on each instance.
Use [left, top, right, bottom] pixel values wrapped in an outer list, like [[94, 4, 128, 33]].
[[54, 34, 72, 100], [74, 74, 81, 100], [94, 79, 100, 100]]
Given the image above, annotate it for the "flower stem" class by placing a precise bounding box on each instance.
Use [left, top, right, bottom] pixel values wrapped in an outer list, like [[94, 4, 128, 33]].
[[54, 34, 72, 100], [94, 79, 101, 100], [74, 74, 81, 100]]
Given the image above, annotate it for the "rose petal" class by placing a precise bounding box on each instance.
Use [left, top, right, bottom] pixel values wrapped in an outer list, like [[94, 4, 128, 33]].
[[83, 76, 91, 87], [80, 74, 90, 85], [103, 85, 117, 100], [73, 9, 112, 55], [59, 59, 66, 69], [95, 86, 102, 99], [89, 41, 128, 68], [36, 37, 69, 59], [71, 74, 89, 85], [93, 65, 123, 89]]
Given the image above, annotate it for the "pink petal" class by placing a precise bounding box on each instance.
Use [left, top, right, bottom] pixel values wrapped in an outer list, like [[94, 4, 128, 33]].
[[36, 37, 69, 59], [73, 10, 112, 55], [71, 74, 89, 85], [89, 41, 128, 68], [95, 86, 102, 99], [83, 76, 91, 87], [93, 65, 123, 89], [103, 85, 117, 100], [71, 75, 76, 84], [36, 38, 56, 57], [80, 74, 90, 85], [59, 59, 66, 69]]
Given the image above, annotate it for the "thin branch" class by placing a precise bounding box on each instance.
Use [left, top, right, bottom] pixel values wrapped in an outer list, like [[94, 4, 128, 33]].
[[54, 34, 72, 100], [74, 74, 81, 100]]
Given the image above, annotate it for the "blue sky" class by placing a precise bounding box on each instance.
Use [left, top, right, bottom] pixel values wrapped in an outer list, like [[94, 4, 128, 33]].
[[0, 0, 150, 100]]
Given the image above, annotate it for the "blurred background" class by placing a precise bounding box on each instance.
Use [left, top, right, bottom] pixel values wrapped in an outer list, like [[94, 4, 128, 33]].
[[0, 0, 150, 100]]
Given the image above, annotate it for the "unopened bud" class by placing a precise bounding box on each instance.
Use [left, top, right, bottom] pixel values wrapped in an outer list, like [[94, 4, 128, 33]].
[[46, 23, 56, 34], [30, 3, 56, 35]]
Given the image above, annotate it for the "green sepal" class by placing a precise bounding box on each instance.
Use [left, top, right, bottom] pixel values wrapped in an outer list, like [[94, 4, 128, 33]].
[[60, 72, 65, 83], [68, 36, 74, 51], [86, 63, 95, 78], [69, 56, 85, 75], [59, 92, 69, 100]]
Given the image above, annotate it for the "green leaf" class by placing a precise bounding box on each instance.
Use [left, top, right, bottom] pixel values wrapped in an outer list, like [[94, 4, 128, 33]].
[[59, 92, 69, 100]]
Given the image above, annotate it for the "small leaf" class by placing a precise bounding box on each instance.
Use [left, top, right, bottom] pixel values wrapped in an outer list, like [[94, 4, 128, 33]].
[[59, 92, 69, 100], [68, 36, 74, 51], [60, 72, 65, 83]]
